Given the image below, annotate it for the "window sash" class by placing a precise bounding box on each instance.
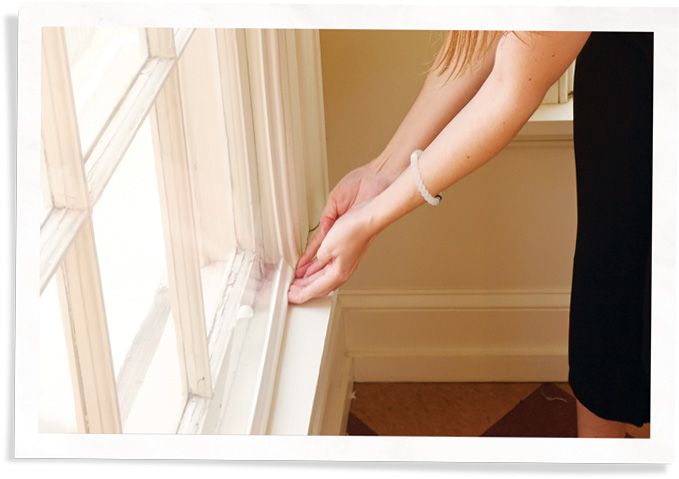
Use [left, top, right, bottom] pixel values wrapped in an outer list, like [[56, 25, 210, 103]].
[[144, 27, 213, 400], [40, 26, 329, 435]]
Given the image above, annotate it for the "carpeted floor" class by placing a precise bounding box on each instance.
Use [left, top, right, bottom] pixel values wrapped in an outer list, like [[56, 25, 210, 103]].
[[346, 382, 650, 438]]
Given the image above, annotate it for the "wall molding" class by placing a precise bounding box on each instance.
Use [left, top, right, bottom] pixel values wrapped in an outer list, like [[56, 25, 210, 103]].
[[338, 288, 571, 383], [339, 288, 571, 311], [511, 100, 574, 145]]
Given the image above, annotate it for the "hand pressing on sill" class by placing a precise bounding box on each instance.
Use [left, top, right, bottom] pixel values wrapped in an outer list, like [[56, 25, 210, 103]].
[[294, 162, 392, 279], [288, 201, 379, 305]]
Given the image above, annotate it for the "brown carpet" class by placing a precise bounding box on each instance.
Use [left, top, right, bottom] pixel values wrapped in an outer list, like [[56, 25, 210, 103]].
[[346, 413, 378, 435], [346, 382, 651, 438], [481, 383, 576, 437]]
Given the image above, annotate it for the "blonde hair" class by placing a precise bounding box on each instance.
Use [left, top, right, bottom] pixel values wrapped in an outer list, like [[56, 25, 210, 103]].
[[430, 31, 505, 79]]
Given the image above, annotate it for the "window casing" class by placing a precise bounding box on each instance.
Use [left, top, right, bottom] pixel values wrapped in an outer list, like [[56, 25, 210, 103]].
[[39, 27, 328, 434]]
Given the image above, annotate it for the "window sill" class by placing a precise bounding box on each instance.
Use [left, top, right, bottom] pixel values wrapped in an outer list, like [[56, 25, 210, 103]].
[[267, 294, 337, 435], [514, 99, 574, 142]]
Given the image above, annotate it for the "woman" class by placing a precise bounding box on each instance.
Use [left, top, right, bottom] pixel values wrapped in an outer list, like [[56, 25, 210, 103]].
[[288, 31, 652, 437]]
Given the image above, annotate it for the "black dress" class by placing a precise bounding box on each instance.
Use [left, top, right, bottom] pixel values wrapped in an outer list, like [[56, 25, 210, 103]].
[[569, 32, 653, 427]]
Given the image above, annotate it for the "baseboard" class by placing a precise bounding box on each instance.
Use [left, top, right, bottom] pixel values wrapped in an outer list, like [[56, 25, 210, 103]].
[[352, 349, 568, 382], [339, 288, 571, 383]]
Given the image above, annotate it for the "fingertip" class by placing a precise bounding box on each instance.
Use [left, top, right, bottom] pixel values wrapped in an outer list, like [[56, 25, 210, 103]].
[[288, 283, 304, 303], [296, 263, 309, 278], [303, 263, 319, 278], [287, 289, 298, 304]]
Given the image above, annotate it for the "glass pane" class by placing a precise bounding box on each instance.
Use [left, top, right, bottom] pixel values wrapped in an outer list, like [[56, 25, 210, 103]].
[[124, 312, 186, 433], [65, 27, 146, 156], [91, 117, 168, 378], [91, 116, 187, 431], [39, 275, 78, 433]]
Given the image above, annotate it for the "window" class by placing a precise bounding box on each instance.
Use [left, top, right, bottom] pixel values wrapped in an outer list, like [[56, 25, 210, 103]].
[[541, 62, 575, 105], [39, 27, 328, 434]]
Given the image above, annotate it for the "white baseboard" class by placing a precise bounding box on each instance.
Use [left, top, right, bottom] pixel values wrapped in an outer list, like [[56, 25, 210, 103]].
[[352, 349, 568, 382], [339, 289, 571, 383]]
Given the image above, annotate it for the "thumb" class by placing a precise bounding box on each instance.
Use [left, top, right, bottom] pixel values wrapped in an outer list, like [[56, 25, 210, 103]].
[[302, 239, 333, 278], [319, 215, 336, 236], [319, 192, 342, 234], [295, 201, 336, 278]]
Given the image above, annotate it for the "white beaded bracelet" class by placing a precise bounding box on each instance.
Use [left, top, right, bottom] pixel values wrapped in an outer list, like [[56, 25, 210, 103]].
[[410, 149, 442, 206]]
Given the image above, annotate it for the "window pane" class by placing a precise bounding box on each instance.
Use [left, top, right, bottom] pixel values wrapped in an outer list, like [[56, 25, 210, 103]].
[[124, 311, 186, 433], [39, 275, 78, 433], [91, 117, 168, 378], [65, 27, 146, 156], [91, 116, 188, 431]]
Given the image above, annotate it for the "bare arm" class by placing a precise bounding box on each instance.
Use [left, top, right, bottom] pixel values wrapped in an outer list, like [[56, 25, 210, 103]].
[[295, 34, 500, 277], [368, 34, 501, 182], [289, 31, 591, 304], [370, 31, 591, 231]]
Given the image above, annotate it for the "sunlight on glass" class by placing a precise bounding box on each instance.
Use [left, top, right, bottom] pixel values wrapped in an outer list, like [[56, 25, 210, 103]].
[[65, 27, 146, 156], [39, 276, 78, 433], [91, 117, 168, 378]]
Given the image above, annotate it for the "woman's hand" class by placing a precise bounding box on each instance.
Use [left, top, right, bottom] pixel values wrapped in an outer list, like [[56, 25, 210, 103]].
[[294, 163, 392, 279], [288, 202, 378, 304]]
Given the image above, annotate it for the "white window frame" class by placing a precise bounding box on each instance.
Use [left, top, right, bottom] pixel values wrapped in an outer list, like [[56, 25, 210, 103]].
[[39, 26, 330, 435]]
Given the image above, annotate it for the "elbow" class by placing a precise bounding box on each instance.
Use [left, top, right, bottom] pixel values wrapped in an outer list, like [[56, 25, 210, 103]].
[[485, 68, 549, 119]]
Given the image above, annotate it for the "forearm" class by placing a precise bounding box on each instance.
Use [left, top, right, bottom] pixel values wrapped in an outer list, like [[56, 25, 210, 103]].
[[366, 72, 546, 233], [368, 42, 498, 182], [364, 31, 590, 234]]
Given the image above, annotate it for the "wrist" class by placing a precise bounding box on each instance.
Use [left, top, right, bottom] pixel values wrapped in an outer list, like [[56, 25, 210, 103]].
[[357, 196, 386, 238], [368, 150, 409, 184]]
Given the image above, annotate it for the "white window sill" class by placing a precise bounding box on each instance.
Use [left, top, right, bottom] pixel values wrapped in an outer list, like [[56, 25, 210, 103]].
[[514, 99, 574, 142], [267, 294, 337, 435]]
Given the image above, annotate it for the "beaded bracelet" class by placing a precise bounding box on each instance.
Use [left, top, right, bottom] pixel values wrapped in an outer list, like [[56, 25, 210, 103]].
[[410, 149, 442, 206]]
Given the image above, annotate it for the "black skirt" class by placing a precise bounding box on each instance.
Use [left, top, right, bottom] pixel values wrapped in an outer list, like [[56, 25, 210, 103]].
[[568, 32, 653, 427]]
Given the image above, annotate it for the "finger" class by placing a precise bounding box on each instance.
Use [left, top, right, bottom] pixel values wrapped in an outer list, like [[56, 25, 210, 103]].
[[295, 229, 325, 277], [296, 196, 340, 277], [319, 194, 342, 235], [303, 243, 333, 278], [319, 215, 336, 236], [290, 266, 326, 289], [298, 234, 332, 278], [302, 257, 325, 278], [288, 263, 342, 304], [298, 213, 337, 277], [321, 193, 339, 222]]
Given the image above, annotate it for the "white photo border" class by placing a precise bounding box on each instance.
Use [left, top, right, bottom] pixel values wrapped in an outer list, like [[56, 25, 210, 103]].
[[16, 1, 678, 463]]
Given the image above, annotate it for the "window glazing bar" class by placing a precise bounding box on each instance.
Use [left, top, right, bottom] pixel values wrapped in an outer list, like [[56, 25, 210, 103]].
[[41, 26, 121, 433]]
